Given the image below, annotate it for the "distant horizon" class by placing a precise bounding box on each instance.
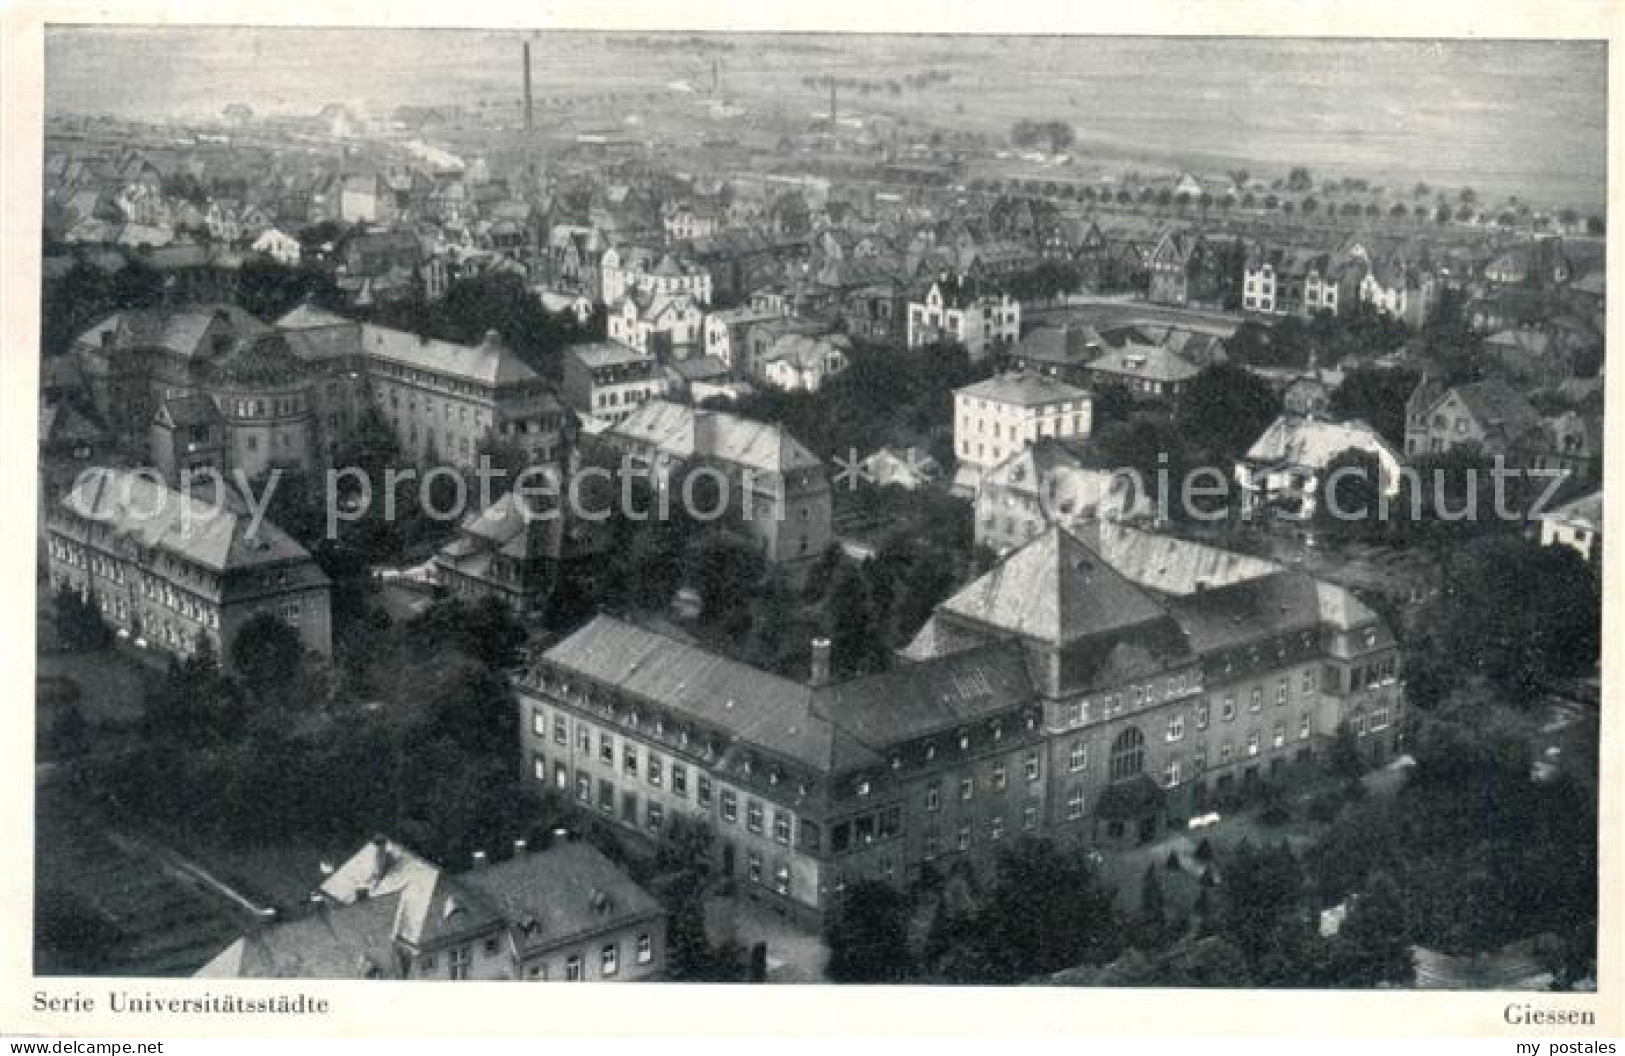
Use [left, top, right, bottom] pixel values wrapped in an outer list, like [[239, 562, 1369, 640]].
[[44, 29, 1607, 210]]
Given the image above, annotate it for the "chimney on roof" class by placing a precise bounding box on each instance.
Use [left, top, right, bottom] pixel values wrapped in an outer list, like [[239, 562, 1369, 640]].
[[513, 838, 528, 856], [809, 636, 833, 688], [369, 834, 389, 885], [472, 849, 489, 869], [482, 329, 502, 348]]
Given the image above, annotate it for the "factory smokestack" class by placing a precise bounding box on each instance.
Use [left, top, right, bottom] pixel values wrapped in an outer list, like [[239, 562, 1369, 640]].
[[523, 40, 534, 131]]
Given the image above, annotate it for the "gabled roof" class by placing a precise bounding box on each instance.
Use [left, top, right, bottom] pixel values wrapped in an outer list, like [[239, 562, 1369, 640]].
[[937, 525, 1170, 646], [460, 841, 663, 950], [318, 839, 502, 949], [1447, 378, 1542, 439], [75, 305, 268, 361]]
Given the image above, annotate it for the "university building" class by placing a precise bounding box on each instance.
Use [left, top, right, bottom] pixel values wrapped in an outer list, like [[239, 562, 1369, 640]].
[[515, 522, 1403, 923], [73, 303, 568, 480], [43, 466, 332, 660]]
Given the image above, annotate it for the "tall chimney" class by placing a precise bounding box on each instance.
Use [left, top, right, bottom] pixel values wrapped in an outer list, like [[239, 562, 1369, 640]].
[[810, 637, 832, 688], [523, 41, 534, 132]]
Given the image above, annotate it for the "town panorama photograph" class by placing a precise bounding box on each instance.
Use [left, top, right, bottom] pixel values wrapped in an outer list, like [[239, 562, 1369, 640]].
[[30, 26, 1605, 992]]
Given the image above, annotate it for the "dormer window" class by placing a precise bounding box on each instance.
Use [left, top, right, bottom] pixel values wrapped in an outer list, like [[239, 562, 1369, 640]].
[[959, 730, 971, 752], [856, 779, 871, 798]]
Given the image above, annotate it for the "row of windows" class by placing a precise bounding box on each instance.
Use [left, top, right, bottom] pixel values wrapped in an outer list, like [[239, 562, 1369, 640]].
[[921, 804, 1039, 859], [1060, 671, 1208, 727], [432, 935, 653, 981], [536, 710, 803, 846]]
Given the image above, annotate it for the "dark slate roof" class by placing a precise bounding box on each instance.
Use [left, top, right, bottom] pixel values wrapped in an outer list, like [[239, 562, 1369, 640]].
[[158, 394, 224, 429], [1164, 570, 1323, 655], [459, 841, 664, 950], [539, 615, 874, 773], [817, 640, 1034, 747], [1451, 378, 1541, 439]]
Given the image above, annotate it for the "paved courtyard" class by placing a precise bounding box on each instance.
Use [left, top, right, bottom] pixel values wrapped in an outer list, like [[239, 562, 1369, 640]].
[[705, 893, 829, 983]]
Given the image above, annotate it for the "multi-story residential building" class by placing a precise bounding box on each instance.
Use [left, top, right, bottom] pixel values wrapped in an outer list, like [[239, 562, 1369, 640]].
[[702, 304, 791, 373], [544, 224, 608, 300], [198, 837, 665, 981], [517, 522, 1403, 922], [1402, 376, 1543, 461], [951, 371, 1093, 493], [433, 470, 612, 616], [1083, 342, 1201, 405], [561, 341, 663, 426], [1358, 259, 1436, 328], [1243, 249, 1356, 317], [607, 290, 706, 359], [1235, 415, 1405, 524], [973, 439, 1146, 553], [1484, 237, 1571, 287], [906, 280, 1020, 360], [839, 284, 909, 347], [1147, 230, 1201, 307], [755, 332, 851, 394], [662, 202, 720, 243], [44, 466, 332, 660], [602, 400, 832, 570], [600, 246, 713, 306]]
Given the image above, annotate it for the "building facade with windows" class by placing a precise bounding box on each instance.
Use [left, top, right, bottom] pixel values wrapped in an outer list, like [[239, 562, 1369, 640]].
[[952, 372, 1093, 494], [906, 280, 1020, 360], [602, 399, 832, 570], [561, 341, 663, 426], [73, 304, 567, 476], [44, 466, 332, 660]]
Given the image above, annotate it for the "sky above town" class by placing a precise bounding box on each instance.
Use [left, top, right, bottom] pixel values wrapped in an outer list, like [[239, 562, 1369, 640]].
[[44, 29, 1608, 209]]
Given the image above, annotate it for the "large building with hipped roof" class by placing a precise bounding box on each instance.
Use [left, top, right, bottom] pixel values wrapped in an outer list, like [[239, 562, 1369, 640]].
[[515, 521, 1402, 924], [44, 466, 332, 659]]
